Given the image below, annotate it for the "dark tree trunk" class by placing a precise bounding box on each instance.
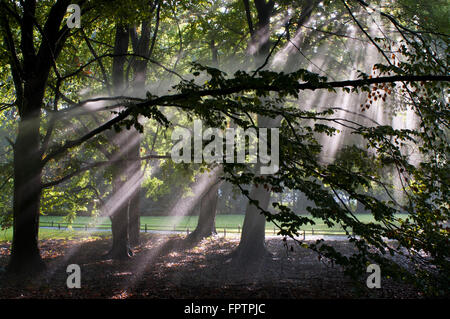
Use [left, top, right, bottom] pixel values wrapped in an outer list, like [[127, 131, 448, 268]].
[[106, 25, 133, 259], [127, 70, 145, 247], [112, 25, 130, 92], [184, 28, 225, 244], [106, 167, 133, 259], [228, 0, 274, 262], [109, 218, 132, 259], [128, 191, 141, 246], [231, 184, 272, 261], [231, 0, 320, 263], [128, 139, 142, 247], [8, 110, 45, 274], [210, 39, 218, 65], [186, 181, 221, 243], [127, 20, 153, 246], [231, 112, 281, 262], [3, 0, 70, 275]]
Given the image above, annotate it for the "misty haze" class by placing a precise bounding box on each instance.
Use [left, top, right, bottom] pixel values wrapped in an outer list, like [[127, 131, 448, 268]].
[[0, 0, 448, 305]]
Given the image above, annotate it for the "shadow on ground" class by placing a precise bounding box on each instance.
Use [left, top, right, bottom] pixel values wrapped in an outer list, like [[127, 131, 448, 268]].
[[0, 234, 421, 298]]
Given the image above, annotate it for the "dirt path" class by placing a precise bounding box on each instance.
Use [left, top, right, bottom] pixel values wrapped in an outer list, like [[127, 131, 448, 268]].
[[0, 234, 421, 299]]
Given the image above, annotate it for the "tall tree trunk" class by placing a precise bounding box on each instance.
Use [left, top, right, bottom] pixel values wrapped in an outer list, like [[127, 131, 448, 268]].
[[106, 25, 133, 259], [127, 18, 154, 246], [183, 33, 226, 244], [185, 181, 221, 243], [8, 109, 45, 273], [127, 59, 145, 247], [235, 183, 272, 259], [228, 0, 274, 262], [5, 0, 73, 273], [127, 138, 142, 247], [232, 116, 279, 261], [107, 162, 133, 259], [231, 0, 319, 262]]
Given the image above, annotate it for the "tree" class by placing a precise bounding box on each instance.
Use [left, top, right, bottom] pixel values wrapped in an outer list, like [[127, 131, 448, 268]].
[[185, 172, 222, 243], [231, 0, 322, 262], [0, 0, 448, 296], [0, 0, 77, 273]]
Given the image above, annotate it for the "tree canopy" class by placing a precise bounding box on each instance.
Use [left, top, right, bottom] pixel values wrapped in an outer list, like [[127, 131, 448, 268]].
[[0, 0, 448, 297]]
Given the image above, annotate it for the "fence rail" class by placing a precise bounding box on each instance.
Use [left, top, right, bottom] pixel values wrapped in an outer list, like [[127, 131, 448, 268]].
[[39, 221, 350, 237]]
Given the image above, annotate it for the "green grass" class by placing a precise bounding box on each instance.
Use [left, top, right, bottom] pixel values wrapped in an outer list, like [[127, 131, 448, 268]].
[[41, 213, 407, 234], [0, 214, 409, 243], [37, 214, 343, 232], [0, 227, 110, 243]]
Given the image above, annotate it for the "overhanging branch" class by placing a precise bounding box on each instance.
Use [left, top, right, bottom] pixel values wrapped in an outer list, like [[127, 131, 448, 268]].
[[42, 154, 170, 189], [42, 73, 449, 165]]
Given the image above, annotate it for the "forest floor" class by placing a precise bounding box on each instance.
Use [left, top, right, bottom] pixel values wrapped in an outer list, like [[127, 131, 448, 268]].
[[0, 234, 422, 299]]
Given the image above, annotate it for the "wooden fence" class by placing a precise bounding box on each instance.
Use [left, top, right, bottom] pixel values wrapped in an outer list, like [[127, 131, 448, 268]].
[[40, 221, 351, 238]]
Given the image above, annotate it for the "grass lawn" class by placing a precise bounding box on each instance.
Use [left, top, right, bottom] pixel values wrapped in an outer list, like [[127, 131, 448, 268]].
[[0, 214, 409, 243], [37, 214, 347, 232], [0, 227, 111, 243]]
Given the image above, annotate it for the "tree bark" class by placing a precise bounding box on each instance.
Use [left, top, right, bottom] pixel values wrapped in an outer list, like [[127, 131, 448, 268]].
[[230, 0, 320, 263], [106, 25, 133, 259], [231, 116, 280, 261], [106, 163, 133, 259], [8, 110, 45, 273], [185, 181, 221, 243], [232, 183, 272, 261], [228, 0, 274, 262], [5, 0, 72, 274], [127, 19, 153, 246], [127, 138, 142, 247]]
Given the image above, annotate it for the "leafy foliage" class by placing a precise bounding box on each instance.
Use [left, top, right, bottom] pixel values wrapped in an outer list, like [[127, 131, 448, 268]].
[[0, 0, 448, 295]]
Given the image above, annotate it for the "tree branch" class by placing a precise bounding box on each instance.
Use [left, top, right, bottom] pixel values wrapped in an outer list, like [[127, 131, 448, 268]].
[[243, 0, 254, 37], [41, 73, 450, 166], [41, 154, 170, 189]]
